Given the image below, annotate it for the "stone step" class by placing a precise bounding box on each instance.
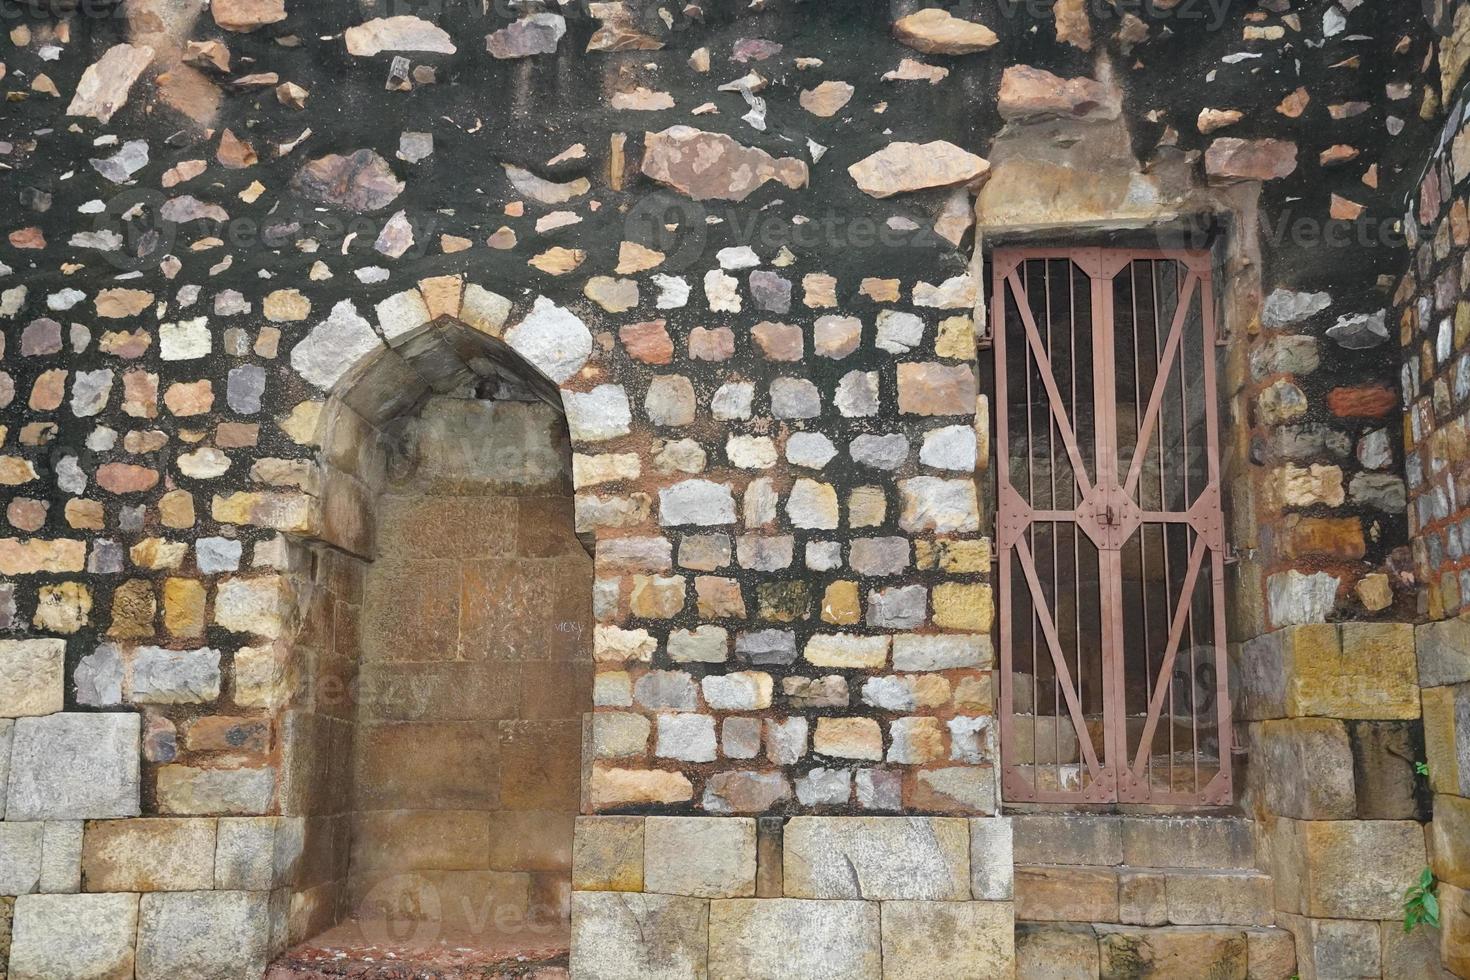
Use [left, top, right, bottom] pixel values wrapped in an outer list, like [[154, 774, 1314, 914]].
[[1011, 811, 1259, 870], [1015, 865, 1275, 927], [1015, 922, 1297, 979]]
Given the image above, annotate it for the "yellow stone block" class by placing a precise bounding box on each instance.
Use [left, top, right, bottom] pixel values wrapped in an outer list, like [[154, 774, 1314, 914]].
[[163, 578, 207, 638], [1285, 623, 1419, 719], [933, 582, 993, 632], [820, 581, 861, 625]]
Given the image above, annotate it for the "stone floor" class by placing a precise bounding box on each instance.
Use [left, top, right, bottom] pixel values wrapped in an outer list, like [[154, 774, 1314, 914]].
[[266, 922, 569, 980]]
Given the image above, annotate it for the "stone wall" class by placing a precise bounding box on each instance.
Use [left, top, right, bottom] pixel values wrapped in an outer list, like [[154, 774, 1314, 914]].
[[569, 814, 1015, 979], [1, 0, 1468, 975]]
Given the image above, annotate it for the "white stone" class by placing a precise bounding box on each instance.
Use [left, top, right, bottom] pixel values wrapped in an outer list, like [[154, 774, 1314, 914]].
[[970, 817, 1014, 899], [644, 817, 756, 898], [783, 815, 971, 900], [504, 296, 594, 384], [717, 245, 761, 270], [6, 713, 141, 820], [876, 310, 925, 352], [705, 269, 742, 311], [787, 479, 839, 529], [712, 381, 755, 420], [786, 432, 838, 469], [708, 899, 880, 978], [660, 480, 737, 525], [374, 288, 431, 342], [899, 476, 980, 532], [0, 821, 43, 893], [920, 425, 977, 471], [9, 893, 140, 979], [668, 625, 729, 664], [159, 318, 211, 360], [0, 639, 65, 718], [701, 672, 773, 710], [893, 634, 990, 671], [290, 299, 383, 390], [656, 713, 717, 762], [130, 647, 222, 704], [135, 890, 270, 979], [835, 370, 880, 417], [569, 892, 707, 980], [727, 434, 778, 469], [913, 274, 977, 309], [1267, 569, 1340, 626], [565, 385, 632, 442], [652, 274, 690, 309]]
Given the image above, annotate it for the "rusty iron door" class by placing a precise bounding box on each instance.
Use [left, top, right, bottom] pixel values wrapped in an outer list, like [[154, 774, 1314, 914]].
[[993, 248, 1231, 806]]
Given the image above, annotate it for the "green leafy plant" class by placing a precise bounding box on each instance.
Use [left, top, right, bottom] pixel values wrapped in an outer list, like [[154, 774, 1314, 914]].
[[1404, 867, 1440, 933], [1415, 761, 1431, 777]]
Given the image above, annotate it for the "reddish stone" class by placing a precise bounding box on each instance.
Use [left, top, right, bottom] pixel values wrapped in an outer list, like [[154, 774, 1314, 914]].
[[97, 462, 161, 494], [7, 498, 48, 533], [216, 422, 261, 448], [8, 227, 45, 249], [122, 370, 160, 418], [164, 380, 215, 416], [1327, 385, 1396, 418], [897, 362, 977, 416], [689, 326, 736, 361], [619, 320, 673, 365], [751, 321, 803, 361], [1204, 138, 1298, 181], [29, 369, 67, 411]]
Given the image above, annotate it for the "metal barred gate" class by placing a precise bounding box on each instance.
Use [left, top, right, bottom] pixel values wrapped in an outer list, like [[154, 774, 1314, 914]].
[[992, 248, 1232, 806]]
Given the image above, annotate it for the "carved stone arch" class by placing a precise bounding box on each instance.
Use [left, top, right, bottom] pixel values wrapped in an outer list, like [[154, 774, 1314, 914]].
[[269, 274, 600, 956]]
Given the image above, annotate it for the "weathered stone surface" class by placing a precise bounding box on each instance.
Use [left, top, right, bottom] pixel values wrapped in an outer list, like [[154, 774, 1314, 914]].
[[9, 892, 139, 980], [0, 639, 64, 718], [644, 817, 756, 898], [487, 13, 566, 59], [1016, 923, 1099, 979], [504, 296, 593, 384], [7, 714, 140, 820], [998, 65, 1121, 121], [971, 817, 1015, 901], [702, 771, 792, 814], [641, 126, 807, 202], [81, 818, 217, 892], [155, 765, 274, 815], [1205, 138, 1299, 181], [291, 299, 383, 390], [783, 816, 970, 900], [590, 766, 694, 808], [848, 141, 989, 199], [570, 891, 708, 980], [1252, 718, 1356, 819], [708, 898, 880, 979], [1418, 614, 1470, 686], [892, 8, 998, 54], [880, 901, 1014, 979], [1016, 866, 1120, 922], [345, 15, 456, 56], [135, 891, 269, 979], [212, 0, 286, 31], [1275, 818, 1427, 919], [291, 150, 404, 212], [1097, 926, 1248, 979], [573, 815, 644, 891], [67, 44, 154, 123]]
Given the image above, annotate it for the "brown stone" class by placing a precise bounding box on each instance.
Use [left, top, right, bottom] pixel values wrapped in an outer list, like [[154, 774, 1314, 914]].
[[292, 150, 404, 212], [1327, 385, 1397, 418], [898, 362, 977, 416], [1204, 138, 1299, 181], [641, 126, 808, 202], [95, 288, 154, 318], [164, 381, 214, 417], [799, 80, 855, 118], [892, 7, 998, 54], [998, 65, 1121, 121], [619, 320, 673, 364], [96, 463, 159, 494], [848, 141, 989, 199], [589, 766, 694, 808], [212, 0, 286, 32], [1097, 926, 1247, 979], [751, 321, 803, 361], [1016, 866, 1119, 922], [1280, 516, 1365, 559], [217, 129, 257, 169], [689, 326, 735, 361]]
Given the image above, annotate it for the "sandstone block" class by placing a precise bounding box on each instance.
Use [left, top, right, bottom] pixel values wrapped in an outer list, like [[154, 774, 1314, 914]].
[[1418, 615, 1470, 687], [0, 639, 65, 717], [569, 891, 708, 980], [1423, 683, 1470, 797], [970, 817, 1014, 900], [573, 816, 644, 892], [1121, 816, 1254, 869], [1431, 792, 1470, 889], [0, 821, 43, 894], [590, 766, 694, 808], [1012, 812, 1122, 866], [1251, 719, 1355, 819], [707, 898, 880, 979], [1276, 818, 1427, 918], [6, 713, 140, 820], [1350, 720, 1428, 820], [783, 816, 970, 900], [1015, 866, 1119, 923], [1097, 925, 1248, 979], [81, 818, 217, 892], [1165, 871, 1274, 926], [1246, 927, 1297, 979], [644, 817, 756, 898], [155, 765, 274, 815], [880, 900, 1014, 979], [135, 891, 270, 980], [8, 892, 139, 980], [215, 817, 286, 890], [1016, 923, 1099, 979]]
